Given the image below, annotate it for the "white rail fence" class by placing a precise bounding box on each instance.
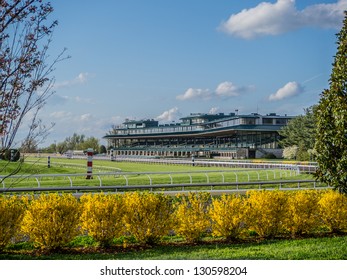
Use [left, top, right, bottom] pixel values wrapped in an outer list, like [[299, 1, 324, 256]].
[[0, 169, 300, 190], [0, 179, 329, 195]]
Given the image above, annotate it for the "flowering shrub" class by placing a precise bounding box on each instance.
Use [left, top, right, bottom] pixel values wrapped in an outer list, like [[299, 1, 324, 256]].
[[209, 194, 246, 240], [245, 190, 288, 238], [0, 195, 26, 251], [21, 193, 81, 250], [173, 192, 211, 243], [122, 192, 173, 245], [2, 188, 347, 252], [285, 190, 321, 236], [80, 193, 124, 247], [282, 146, 298, 160], [318, 190, 347, 233]]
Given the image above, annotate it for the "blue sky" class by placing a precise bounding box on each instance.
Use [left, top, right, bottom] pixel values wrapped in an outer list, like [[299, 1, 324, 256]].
[[34, 0, 347, 146]]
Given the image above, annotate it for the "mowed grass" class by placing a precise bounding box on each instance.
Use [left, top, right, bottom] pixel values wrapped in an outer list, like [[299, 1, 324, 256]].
[[2, 235, 347, 260], [0, 156, 315, 190]]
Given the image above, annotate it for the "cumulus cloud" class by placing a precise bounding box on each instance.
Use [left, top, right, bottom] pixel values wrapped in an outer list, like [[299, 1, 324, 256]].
[[176, 88, 211, 101], [269, 81, 304, 101], [215, 81, 240, 97], [220, 0, 347, 39], [156, 107, 181, 122], [215, 81, 254, 97], [177, 81, 253, 101]]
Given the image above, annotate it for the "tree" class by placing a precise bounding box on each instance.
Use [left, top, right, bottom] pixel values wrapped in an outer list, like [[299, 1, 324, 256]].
[[0, 0, 67, 156], [64, 133, 85, 151], [315, 11, 347, 193], [20, 136, 38, 153], [76, 136, 99, 152], [282, 145, 298, 160], [99, 145, 107, 154], [46, 133, 100, 154], [279, 106, 317, 151]]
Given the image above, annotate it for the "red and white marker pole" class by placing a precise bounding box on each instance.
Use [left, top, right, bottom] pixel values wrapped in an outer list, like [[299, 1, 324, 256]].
[[86, 148, 93, 179]]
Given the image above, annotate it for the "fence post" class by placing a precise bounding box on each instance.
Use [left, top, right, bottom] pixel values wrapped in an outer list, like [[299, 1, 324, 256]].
[[110, 149, 115, 161], [86, 148, 93, 179]]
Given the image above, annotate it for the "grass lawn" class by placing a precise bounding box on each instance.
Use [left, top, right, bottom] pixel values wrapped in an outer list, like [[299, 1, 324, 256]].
[[1, 235, 347, 260], [0, 157, 315, 190]]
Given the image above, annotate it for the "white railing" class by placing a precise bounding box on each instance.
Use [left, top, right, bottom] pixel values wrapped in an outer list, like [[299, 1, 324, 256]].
[[0, 179, 330, 195], [1, 168, 299, 189]]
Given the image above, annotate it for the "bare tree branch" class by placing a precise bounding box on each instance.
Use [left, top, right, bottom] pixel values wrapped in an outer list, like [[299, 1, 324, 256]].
[[0, 0, 68, 187]]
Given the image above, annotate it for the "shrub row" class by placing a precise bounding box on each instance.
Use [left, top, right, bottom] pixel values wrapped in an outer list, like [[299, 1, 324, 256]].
[[1, 190, 347, 251]]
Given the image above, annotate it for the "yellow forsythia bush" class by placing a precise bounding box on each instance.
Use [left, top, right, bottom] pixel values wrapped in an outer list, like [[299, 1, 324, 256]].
[[0, 195, 27, 251], [80, 193, 124, 247], [285, 190, 321, 236], [318, 190, 347, 233], [245, 190, 288, 238], [173, 192, 211, 243], [123, 192, 173, 245], [209, 194, 246, 240], [21, 193, 81, 250]]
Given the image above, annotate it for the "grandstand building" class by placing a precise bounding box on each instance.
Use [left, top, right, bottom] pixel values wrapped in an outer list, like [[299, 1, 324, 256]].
[[104, 112, 293, 159]]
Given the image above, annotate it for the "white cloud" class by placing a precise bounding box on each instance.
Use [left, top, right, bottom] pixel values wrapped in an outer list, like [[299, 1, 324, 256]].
[[156, 107, 181, 122], [269, 81, 304, 101], [302, 0, 347, 29], [177, 81, 253, 101], [215, 81, 254, 97], [220, 0, 347, 39], [209, 107, 220, 114], [215, 81, 240, 97], [176, 88, 211, 101], [75, 73, 89, 84], [54, 72, 91, 89]]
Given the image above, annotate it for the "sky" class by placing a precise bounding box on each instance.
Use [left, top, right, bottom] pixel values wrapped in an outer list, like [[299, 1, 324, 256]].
[[30, 0, 347, 147]]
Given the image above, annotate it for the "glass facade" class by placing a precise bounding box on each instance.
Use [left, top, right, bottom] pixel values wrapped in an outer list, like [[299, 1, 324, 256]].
[[104, 113, 293, 158]]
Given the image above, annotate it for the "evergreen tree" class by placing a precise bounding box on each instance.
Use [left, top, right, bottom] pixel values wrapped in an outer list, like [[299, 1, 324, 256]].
[[279, 106, 317, 150], [315, 11, 347, 193]]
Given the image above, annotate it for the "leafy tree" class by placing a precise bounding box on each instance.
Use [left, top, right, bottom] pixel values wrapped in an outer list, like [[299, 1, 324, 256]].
[[45, 133, 100, 154], [41, 143, 56, 153], [56, 141, 67, 154], [314, 11, 347, 193], [99, 145, 107, 154], [76, 136, 99, 152], [279, 106, 317, 151], [0, 0, 67, 156], [64, 133, 86, 151]]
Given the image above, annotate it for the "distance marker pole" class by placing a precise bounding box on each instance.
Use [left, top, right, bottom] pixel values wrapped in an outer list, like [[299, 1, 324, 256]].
[[86, 148, 93, 179]]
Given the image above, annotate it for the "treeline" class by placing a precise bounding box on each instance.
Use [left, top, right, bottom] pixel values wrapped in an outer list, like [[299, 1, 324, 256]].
[[39, 133, 106, 154]]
